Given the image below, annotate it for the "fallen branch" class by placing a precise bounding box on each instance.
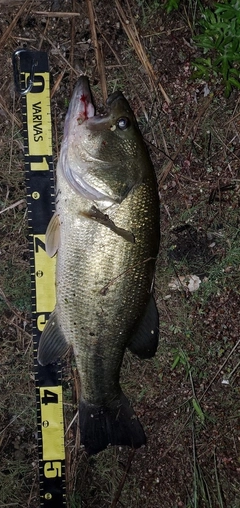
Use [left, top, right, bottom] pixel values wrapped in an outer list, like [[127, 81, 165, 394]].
[[115, 0, 170, 104], [86, 0, 108, 102], [0, 94, 22, 128], [0, 199, 26, 215], [159, 93, 214, 186], [111, 449, 136, 508], [33, 11, 80, 18], [0, 0, 30, 49]]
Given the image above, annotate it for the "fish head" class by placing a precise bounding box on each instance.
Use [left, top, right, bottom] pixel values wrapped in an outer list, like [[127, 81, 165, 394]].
[[60, 76, 150, 208]]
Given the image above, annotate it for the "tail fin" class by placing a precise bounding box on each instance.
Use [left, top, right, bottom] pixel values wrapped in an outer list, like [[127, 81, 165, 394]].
[[79, 392, 146, 455]]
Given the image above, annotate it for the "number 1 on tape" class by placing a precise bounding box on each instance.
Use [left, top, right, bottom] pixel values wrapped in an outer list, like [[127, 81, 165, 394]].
[[12, 49, 66, 507]]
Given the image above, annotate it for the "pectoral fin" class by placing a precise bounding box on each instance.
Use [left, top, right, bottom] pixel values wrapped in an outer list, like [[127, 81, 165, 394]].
[[37, 309, 69, 365], [45, 213, 60, 257], [80, 206, 135, 244], [128, 296, 159, 359]]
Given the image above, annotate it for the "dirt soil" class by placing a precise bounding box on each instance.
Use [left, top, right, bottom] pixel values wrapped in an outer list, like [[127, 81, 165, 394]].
[[0, 1, 239, 507]]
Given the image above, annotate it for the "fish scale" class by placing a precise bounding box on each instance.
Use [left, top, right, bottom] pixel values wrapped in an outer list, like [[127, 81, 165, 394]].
[[38, 77, 160, 455]]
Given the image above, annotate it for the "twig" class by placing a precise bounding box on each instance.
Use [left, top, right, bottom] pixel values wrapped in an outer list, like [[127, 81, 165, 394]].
[[37, 17, 49, 50], [0, 408, 28, 435], [45, 36, 78, 76], [70, 0, 76, 95], [50, 69, 66, 99], [0, 94, 22, 129], [9, 92, 16, 174], [0, 0, 30, 49], [64, 410, 78, 436], [54, 107, 59, 160], [27, 472, 38, 508], [160, 338, 240, 459], [115, 0, 170, 104], [65, 366, 81, 494], [0, 287, 25, 320], [111, 449, 136, 508], [159, 94, 214, 186], [86, 0, 108, 102], [7, 319, 32, 341], [33, 11, 80, 18], [0, 199, 26, 214]]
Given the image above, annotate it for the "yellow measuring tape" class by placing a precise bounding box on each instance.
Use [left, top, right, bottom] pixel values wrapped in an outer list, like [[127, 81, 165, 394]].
[[13, 49, 66, 507]]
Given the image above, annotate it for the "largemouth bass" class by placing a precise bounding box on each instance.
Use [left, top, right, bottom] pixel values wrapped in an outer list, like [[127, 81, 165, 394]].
[[38, 76, 160, 455]]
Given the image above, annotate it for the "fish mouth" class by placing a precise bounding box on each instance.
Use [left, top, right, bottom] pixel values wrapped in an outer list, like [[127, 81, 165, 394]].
[[64, 75, 95, 131], [66, 77, 126, 130], [62, 76, 117, 205], [68, 77, 127, 131]]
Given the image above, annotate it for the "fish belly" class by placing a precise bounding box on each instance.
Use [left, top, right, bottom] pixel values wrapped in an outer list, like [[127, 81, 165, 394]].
[[55, 171, 159, 453]]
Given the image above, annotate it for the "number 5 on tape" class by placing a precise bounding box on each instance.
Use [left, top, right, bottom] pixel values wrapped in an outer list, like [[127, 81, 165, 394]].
[[40, 386, 65, 461]]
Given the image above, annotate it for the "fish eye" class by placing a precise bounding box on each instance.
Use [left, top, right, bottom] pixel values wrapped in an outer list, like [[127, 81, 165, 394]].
[[117, 117, 130, 130]]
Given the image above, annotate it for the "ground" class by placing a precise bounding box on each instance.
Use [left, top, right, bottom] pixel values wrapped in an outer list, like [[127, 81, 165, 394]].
[[0, 1, 239, 507]]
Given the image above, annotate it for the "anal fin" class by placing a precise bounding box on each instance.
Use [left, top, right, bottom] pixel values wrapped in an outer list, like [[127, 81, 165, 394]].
[[37, 309, 69, 366], [128, 296, 159, 359]]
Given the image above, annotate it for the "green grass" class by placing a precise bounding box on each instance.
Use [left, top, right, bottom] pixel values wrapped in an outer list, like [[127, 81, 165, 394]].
[[1, 1, 240, 506], [164, 0, 240, 95], [0, 337, 37, 507], [0, 260, 31, 313]]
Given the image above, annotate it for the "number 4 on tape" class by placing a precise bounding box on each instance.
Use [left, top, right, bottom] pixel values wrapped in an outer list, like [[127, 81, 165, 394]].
[[40, 387, 65, 461]]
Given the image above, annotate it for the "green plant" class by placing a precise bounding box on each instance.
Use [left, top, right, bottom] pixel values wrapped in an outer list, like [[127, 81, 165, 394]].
[[193, 1, 240, 96], [172, 348, 205, 423], [0, 261, 31, 312], [164, 0, 181, 13], [164, 0, 240, 95], [69, 492, 82, 507]]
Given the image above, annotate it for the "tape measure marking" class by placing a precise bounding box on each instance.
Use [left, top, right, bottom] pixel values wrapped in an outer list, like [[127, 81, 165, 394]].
[[13, 49, 66, 508], [33, 234, 56, 313], [40, 386, 65, 461]]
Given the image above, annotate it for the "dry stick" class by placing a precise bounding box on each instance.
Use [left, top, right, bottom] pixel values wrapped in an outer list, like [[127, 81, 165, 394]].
[[27, 473, 38, 508], [0, 198, 26, 214], [159, 93, 214, 186], [33, 11, 80, 18], [101, 29, 167, 153], [65, 368, 81, 494], [72, 367, 81, 467], [45, 37, 79, 76], [159, 120, 169, 158], [38, 15, 50, 51], [160, 338, 240, 459], [86, 0, 108, 103], [115, 0, 170, 105], [7, 320, 32, 341], [111, 449, 136, 508], [46, 36, 79, 76], [0, 0, 30, 49], [0, 94, 22, 128], [70, 0, 76, 96], [54, 107, 59, 160], [50, 69, 66, 99], [211, 127, 240, 161], [225, 95, 240, 124]]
